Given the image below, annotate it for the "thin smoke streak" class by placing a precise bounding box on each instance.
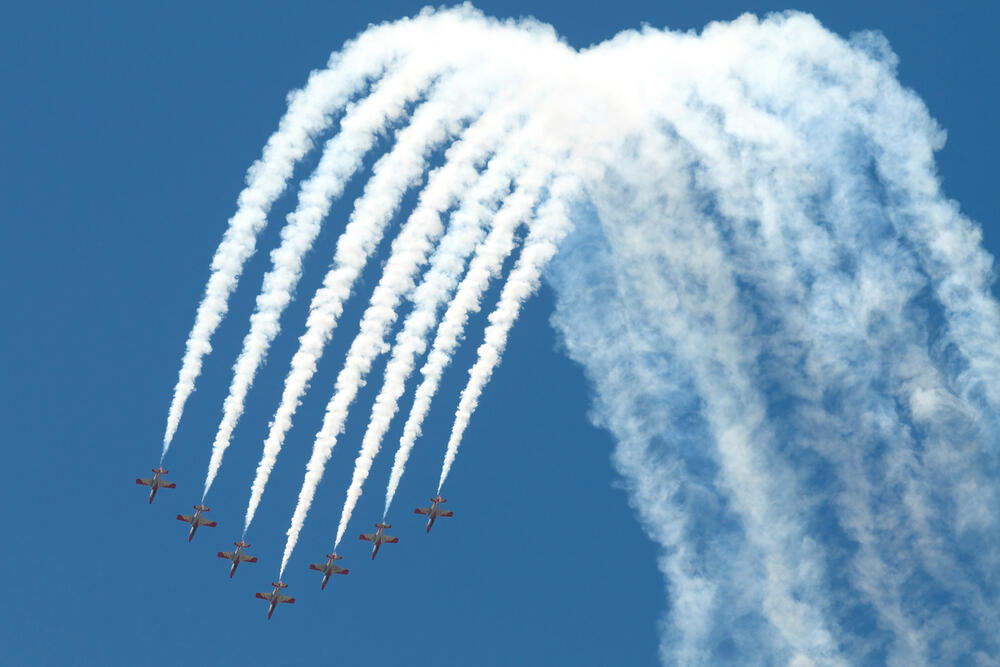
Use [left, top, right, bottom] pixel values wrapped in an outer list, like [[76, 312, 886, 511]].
[[331, 122, 530, 546], [243, 93, 519, 535], [201, 57, 447, 499]]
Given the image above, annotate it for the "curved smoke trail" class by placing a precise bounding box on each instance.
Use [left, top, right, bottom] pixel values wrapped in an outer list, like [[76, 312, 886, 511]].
[[437, 176, 578, 492], [331, 121, 530, 546], [201, 56, 448, 499], [383, 156, 553, 515], [275, 110, 528, 572], [161, 9, 476, 456], [243, 94, 517, 535]]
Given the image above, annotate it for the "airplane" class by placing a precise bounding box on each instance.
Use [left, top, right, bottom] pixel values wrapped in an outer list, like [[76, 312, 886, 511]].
[[176, 505, 217, 542], [308, 552, 350, 590], [135, 467, 176, 504], [414, 495, 454, 533], [217, 541, 258, 578], [256, 582, 295, 620], [359, 522, 398, 560]]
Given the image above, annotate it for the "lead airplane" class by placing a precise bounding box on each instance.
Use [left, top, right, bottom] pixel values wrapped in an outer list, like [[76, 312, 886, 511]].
[[413, 496, 454, 533], [255, 582, 295, 619], [135, 468, 175, 504], [176, 505, 217, 542], [217, 541, 258, 578], [308, 552, 349, 590], [359, 522, 398, 560]]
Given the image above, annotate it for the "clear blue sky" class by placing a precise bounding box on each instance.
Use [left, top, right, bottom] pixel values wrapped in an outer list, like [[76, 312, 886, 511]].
[[1, 2, 995, 665]]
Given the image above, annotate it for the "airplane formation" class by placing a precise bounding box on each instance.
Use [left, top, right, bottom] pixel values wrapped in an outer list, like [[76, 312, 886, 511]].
[[135, 468, 453, 619]]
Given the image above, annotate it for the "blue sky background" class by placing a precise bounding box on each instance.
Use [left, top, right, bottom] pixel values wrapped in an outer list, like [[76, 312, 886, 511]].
[[1, 2, 996, 665]]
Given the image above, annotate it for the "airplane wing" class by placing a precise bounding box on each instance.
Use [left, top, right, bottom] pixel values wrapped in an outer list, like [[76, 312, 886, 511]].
[[195, 517, 217, 527], [414, 507, 431, 515], [278, 595, 296, 604], [436, 510, 454, 518], [218, 551, 235, 560], [136, 478, 152, 486], [157, 481, 177, 489], [177, 514, 193, 523], [384, 536, 399, 543], [255, 592, 274, 601], [308, 563, 325, 571], [237, 554, 257, 563], [359, 533, 375, 542]]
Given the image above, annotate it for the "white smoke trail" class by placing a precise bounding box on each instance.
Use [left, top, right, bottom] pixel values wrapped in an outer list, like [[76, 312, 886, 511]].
[[436, 176, 577, 491], [240, 93, 506, 534], [247, 16, 572, 537], [274, 103, 541, 574], [159, 12, 456, 456], [382, 158, 554, 515], [331, 130, 527, 547], [200, 55, 450, 499]]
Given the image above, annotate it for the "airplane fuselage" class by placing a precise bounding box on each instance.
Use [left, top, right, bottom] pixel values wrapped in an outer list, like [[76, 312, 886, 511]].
[[187, 510, 204, 542], [181, 507, 213, 542], [228, 546, 244, 578], [371, 527, 388, 559], [264, 585, 284, 619], [425, 502, 441, 533], [148, 472, 164, 503]]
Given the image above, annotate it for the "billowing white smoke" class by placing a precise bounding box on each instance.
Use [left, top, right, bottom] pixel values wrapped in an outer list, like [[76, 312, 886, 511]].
[[159, 6, 999, 664], [544, 14, 1000, 665]]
